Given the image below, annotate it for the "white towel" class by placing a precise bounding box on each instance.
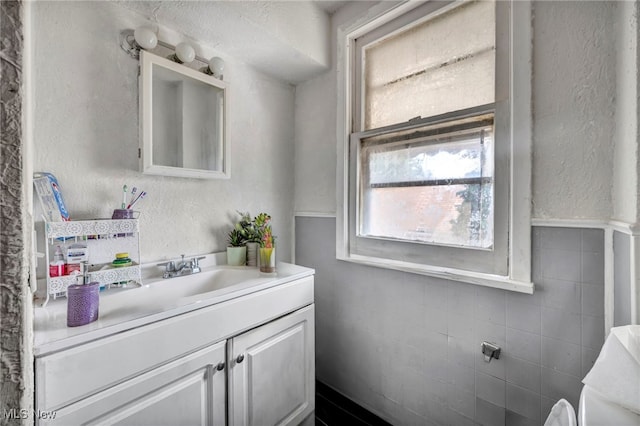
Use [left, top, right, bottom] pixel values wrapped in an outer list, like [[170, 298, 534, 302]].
[[582, 325, 640, 415]]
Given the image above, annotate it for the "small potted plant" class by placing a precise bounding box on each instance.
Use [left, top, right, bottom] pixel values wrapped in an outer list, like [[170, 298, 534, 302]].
[[226, 227, 247, 266], [237, 211, 260, 266]]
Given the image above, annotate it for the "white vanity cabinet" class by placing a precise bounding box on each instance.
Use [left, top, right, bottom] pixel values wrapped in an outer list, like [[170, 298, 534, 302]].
[[35, 274, 315, 426]]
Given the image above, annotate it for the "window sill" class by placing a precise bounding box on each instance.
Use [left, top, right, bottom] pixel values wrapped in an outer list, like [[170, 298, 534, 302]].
[[338, 253, 534, 294]]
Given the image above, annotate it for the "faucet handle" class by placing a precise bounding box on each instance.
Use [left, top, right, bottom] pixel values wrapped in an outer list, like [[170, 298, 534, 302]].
[[191, 256, 205, 272], [157, 261, 176, 272], [191, 256, 205, 265]]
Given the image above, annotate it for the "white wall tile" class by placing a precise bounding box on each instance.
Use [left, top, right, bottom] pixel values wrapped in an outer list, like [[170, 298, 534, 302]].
[[506, 299, 541, 334], [476, 371, 506, 408], [475, 287, 506, 325], [539, 278, 582, 314], [448, 336, 476, 369], [506, 328, 541, 364], [582, 251, 605, 285], [505, 355, 541, 393], [506, 383, 542, 423], [582, 284, 605, 317], [447, 361, 475, 392], [541, 307, 581, 345], [536, 228, 582, 251], [541, 249, 582, 282], [447, 384, 476, 420], [476, 398, 505, 426], [581, 229, 604, 253], [541, 336, 582, 377]]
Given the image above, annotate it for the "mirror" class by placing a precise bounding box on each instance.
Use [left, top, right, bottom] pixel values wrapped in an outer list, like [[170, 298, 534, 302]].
[[139, 51, 228, 179]]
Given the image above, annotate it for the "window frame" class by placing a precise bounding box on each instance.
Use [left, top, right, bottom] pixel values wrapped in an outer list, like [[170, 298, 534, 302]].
[[336, 0, 533, 293]]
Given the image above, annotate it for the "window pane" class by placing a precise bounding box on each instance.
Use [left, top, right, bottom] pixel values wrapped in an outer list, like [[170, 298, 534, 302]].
[[359, 116, 494, 249], [361, 184, 493, 248], [367, 133, 493, 185], [363, 1, 495, 129]]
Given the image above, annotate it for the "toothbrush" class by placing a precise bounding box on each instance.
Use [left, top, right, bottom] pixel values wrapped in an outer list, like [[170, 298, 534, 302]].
[[129, 187, 138, 207], [121, 185, 128, 209], [127, 189, 141, 208], [128, 191, 146, 209]]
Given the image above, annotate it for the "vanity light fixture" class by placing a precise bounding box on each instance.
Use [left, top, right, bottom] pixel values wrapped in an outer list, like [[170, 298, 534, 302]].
[[120, 27, 225, 80], [168, 42, 196, 64], [120, 26, 158, 59], [202, 57, 225, 80]]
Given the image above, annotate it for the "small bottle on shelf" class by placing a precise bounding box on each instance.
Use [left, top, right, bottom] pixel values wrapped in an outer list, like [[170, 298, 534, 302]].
[[112, 252, 132, 287], [49, 245, 66, 277]]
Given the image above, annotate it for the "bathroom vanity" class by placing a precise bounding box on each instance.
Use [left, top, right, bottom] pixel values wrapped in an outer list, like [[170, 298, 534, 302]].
[[33, 261, 315, 425]]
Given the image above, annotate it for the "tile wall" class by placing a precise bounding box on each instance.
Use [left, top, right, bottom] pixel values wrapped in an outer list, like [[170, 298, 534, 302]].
[[613, 231, 632, 326], [295, 217, 605, 426]]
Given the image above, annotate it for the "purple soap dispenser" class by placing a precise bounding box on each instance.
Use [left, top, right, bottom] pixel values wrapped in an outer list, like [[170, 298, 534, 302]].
[[67, 262, 99, 327]]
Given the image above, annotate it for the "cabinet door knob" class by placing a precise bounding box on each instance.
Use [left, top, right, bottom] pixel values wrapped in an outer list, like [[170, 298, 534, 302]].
[[236, 354, 245, 364], [216, 362, 225, 371]]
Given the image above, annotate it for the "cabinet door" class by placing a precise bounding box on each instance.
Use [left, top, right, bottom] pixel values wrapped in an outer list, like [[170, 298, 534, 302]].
[[229, 305, 315, 426], [41, 341, 227, 426]]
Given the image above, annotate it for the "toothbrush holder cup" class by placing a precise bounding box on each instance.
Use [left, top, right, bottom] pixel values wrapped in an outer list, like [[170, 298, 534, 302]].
[[112, 209, 140, 220]]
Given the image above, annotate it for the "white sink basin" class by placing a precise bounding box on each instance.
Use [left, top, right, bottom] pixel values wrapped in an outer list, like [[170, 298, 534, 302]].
[[101, 266, 269, 316]]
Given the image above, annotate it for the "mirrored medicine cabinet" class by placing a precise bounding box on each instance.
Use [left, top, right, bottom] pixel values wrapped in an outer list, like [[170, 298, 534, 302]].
[[139, 50, 229, 179]]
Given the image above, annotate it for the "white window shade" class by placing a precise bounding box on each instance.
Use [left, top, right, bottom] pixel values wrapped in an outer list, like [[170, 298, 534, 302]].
[[363, 1, 496, 130]]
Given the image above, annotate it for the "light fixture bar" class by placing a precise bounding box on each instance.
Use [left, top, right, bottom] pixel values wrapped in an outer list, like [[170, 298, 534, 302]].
[[121, 27, 224, 79]]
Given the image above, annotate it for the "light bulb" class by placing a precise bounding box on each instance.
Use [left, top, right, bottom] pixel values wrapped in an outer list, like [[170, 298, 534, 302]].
[[208, 57, 225, 78], [175, 43, 195, 64], [133, 27, 157, 50]]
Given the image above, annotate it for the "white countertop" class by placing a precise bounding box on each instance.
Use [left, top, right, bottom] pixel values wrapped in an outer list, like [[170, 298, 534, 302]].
[[33, 258, 314, 356]]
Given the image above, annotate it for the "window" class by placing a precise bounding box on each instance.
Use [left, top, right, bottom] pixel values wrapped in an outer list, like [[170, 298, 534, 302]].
[[337, 0, 533, 292], [359, 113, 495, 249]]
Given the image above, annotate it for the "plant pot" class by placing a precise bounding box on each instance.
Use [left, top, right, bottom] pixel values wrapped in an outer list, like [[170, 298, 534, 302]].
[[259, 246, 276, 273], [227, 246, 247, 266], [246, 242, 259, 267]]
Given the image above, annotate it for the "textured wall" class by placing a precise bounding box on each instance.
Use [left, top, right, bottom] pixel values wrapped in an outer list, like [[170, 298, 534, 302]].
[[531, 1, 616, 220], [613, 0, 640, 224], [0, 0, 32, 422], [298, 218, 605, 426], [294, 71, 337, 214], [31, 1, 296, 268]]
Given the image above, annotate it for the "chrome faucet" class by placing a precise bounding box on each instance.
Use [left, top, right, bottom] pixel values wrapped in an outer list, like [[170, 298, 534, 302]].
[[158, 255, 205, 279]]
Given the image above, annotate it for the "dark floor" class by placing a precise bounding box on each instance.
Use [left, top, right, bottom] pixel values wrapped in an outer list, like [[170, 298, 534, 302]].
[[315, 381, 392, 426]]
